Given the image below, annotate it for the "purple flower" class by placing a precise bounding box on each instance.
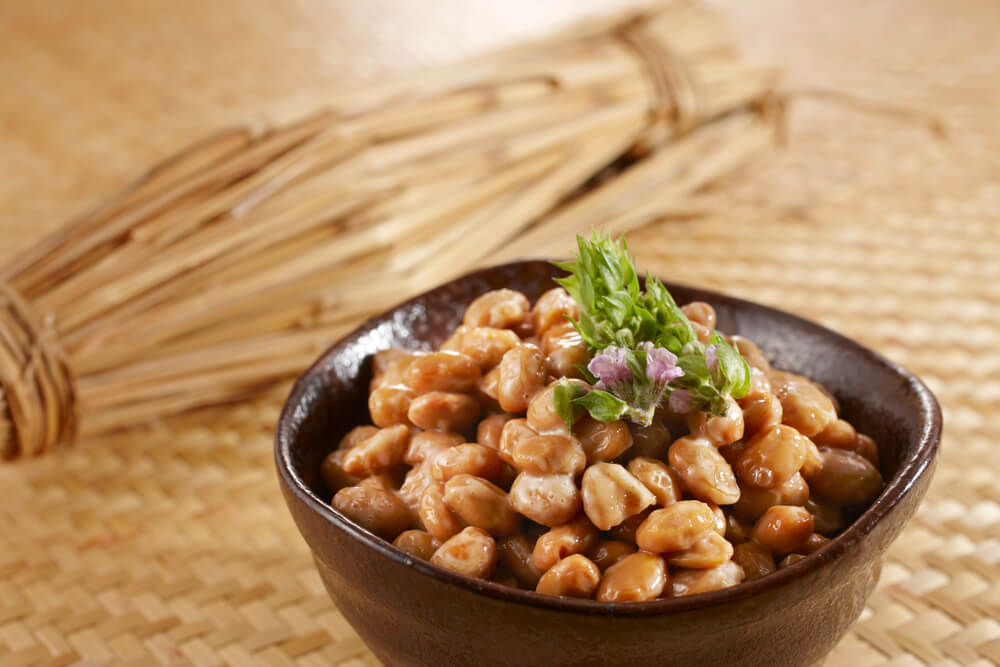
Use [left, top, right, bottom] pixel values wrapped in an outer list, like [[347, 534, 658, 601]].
[[669, 389, 695, 414], [588, 346, 631, 386], [586, 343, 690, 427], [705, 344, 719, 372], [645, 346, 683, 384]]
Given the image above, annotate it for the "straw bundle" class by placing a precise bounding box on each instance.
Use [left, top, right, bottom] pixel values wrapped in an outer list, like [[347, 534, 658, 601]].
[[0, 0, 781, 459]]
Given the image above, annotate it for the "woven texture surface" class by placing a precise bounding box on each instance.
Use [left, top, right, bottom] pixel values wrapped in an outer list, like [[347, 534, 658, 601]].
[[2, 1, 1000, 665]]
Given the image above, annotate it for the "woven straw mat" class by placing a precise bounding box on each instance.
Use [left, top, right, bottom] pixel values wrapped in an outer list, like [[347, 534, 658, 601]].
[[2, 4, 1000, 667]]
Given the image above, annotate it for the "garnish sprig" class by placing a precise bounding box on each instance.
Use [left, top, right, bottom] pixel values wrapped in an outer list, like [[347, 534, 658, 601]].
[[552, 233, 751, 429]]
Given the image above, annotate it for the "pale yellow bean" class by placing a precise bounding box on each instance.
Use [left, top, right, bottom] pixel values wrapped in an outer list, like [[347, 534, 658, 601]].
[[681, 301, 717, 329], [393, 530, 440, 560], [753, 505, 815, 554], [464, 289, 531, 332], [478, 367, 501, 401], [627, 457, 684, 507], [734, 425, 808, 489], [418, 481, 464, 541], [576, 418, 633, 463], [509, 434, 586, 476], [526, 383, 583, 434], [581, 463, 656, 530], [536, 555, 601, 598], [498, 418, 538, 467], [342, 425, 411, 477], [445, 326, 522, 370], [671, 561, 744, 597], [408, 391, 481, 432], [531, 515, 599, 572], [666, 531, 734, 569], [508, 472, 581, 527], [635, 501, 716, 554], [369, 384, 415, 427], [337, 425, 380, 451], [405, 351, 481, 395], [332, 485, 411, 540], [773, 375, 837, 437], [443, 474, 519, 537], [804, 448, 883, 506], [596, 552, 668, 602], [532, 287, 579, 336], [740, 392, 783, 440], [476, 413, 514, 450], [730, 473, 810, 522], [497, 345, 547, 413], [686, 398, 744, 445], [668, 435, 740, 505], [813, 418, 857, 450], [431, 443, 504, 482], [709, 502, 727, 536], [371, 349, 418, 390], [372, 348, 412, 380], [541, 321, 588, 380], [404, 431, 464, 466], [431, 527, 498, 579], [398, 465, 434, 509]]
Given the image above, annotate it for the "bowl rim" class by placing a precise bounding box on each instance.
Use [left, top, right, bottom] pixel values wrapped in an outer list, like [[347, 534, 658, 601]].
[[275, 260, 942, 617]]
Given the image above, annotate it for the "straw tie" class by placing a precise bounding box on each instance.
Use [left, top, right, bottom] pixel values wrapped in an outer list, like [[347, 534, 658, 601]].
[[616, 14, 703, 136], [0, 281, 77, 459]]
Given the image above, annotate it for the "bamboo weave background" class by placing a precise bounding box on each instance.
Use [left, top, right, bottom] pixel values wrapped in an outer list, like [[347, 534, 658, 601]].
[[2, 0, 999, 665]]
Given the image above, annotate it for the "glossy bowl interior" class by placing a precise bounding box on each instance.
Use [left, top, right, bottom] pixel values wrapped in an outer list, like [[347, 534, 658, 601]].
[[276, 260, 941, 667]]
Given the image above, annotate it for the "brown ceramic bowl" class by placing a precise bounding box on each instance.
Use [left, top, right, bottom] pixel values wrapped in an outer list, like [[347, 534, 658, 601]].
[[276, 260, 940, 667]]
